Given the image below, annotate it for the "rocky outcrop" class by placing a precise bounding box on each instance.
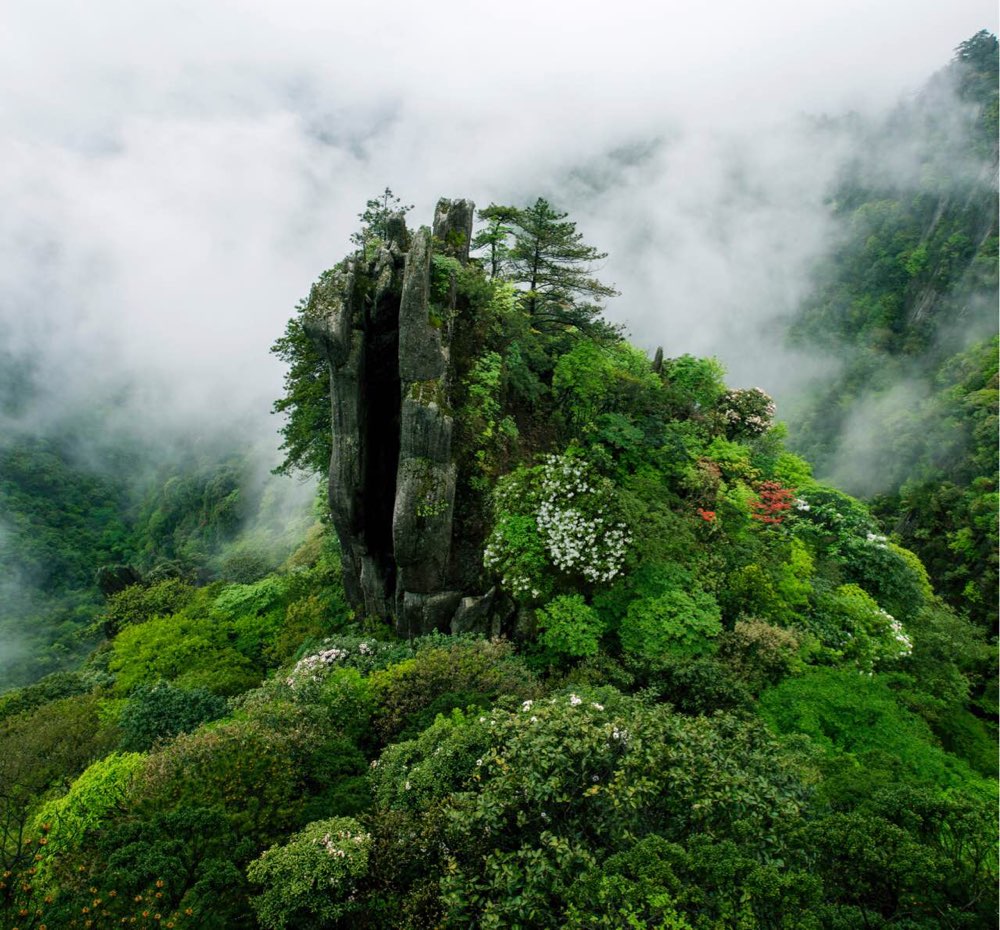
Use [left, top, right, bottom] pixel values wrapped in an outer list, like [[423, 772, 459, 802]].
[[307, 198, 503, 636]]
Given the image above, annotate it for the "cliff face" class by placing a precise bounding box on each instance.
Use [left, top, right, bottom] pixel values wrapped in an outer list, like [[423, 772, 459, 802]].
[[306, 198, 500, 637]]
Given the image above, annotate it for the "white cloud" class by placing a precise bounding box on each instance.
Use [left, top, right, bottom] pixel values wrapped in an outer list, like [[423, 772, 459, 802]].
[[0, 0, 994, 443]]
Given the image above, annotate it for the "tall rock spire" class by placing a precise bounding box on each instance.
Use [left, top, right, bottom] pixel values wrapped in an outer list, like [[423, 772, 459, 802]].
[[307, 198, 489, 636]]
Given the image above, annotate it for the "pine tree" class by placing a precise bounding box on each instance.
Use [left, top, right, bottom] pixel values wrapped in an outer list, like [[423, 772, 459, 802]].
[[504, 198, 619, 333]]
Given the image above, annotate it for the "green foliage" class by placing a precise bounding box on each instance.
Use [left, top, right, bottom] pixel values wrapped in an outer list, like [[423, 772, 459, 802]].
[[134, 716, 312, 844], [458, 348, 519, 489], [718, 619, 803, 693], [0, 669, 90, 723], [485, 452, 632, 601], [109, 613, 259, 696], [35, 752, 145, 856], [759, 667, 988, 793], [133, 456, 250, 570], [271, 289, 334, 478], [247, 817, 372, 930], [368, 638, 539, 742], [619, 587, 722, 660], [537, 594, 605, 660], [80, 806, 246, 928], [371, 708, 491, 813], [437, 692, 807, 929], [0, 693, 119, 871], [118, 681, 228, 752], [0, 437, 130, 688], [661, 354, 727, 417], [807, 583, 912, 672], [103, 578, 195, 636], [218, 547, 272, 583], [552, 340, 660, 436]]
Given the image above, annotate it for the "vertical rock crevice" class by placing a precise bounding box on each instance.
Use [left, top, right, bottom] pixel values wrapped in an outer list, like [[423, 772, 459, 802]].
[[309, 198, 493, 636]]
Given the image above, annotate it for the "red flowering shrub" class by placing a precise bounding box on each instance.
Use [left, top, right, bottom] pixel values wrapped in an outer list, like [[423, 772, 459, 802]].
[[750, 482, 795, 525]]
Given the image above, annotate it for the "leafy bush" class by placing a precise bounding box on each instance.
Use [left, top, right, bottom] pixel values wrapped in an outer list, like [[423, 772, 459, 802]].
[[618, 587, 722, 660], [247, 817, 372, 930], [437, 691, 807, 929], [134, 717, 313, 843], [484, 452, 632, 600], [371, 708, 491, 813], [102, 578, 195, 636], [718, 618, 803, 692], [808, 584, 912, 671], [759, 667, 988, 793], [537, 594, 605, 660], [110, 614, 259, 696], [118, 681, 228, 751], [368, 638, 539, 742], [34, 752, 145, 858], [0, 670, 90, 723], [218, 548, 272, 583]]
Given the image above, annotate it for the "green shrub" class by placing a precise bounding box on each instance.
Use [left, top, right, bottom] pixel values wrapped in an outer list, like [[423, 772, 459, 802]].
[[759, 667, 988, 794], [247, 817, 371, 930], [369, 638, 539, 742], [102, 578, 195, 636], [134, 717, 313, 843], [118, 681, 228, 751], [537, 594, 605, 660], [718, 618, 803, 692], [110, 614, 259, 696], [619, 588, 722, 660], [808, 583, 912, 671], [34, 752, 145, 857]]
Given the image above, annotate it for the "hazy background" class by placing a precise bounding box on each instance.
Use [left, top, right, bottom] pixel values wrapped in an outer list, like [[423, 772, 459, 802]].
[[0, 0, 996, 457]]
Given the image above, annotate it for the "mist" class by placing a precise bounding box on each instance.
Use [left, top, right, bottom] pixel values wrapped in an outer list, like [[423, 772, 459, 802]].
[[0, 1, 995, 478]]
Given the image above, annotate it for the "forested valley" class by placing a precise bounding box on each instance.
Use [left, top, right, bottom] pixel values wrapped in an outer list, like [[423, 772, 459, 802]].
[[0, 32, 996, 930]]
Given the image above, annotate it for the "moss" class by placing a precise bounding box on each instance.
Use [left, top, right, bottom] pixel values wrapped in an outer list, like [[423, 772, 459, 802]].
[[409, 378, 448, 411]]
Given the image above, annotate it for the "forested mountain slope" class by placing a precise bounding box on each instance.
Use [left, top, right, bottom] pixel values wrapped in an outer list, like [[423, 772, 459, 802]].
[[787, 30, 998, 632], [2, 159, 996, 928]]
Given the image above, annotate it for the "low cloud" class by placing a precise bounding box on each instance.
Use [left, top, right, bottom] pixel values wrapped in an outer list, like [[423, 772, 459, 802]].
[[0, 0, 994, 457]]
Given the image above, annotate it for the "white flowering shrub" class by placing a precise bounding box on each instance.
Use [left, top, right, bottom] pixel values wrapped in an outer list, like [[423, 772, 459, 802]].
[[284, 635, 414, 688], [715, 387, 776, 438], [484, 453, 632, 601], [810, 583, 913, 671], [247, 816, 372, 929], [792, 486, 933, 618]]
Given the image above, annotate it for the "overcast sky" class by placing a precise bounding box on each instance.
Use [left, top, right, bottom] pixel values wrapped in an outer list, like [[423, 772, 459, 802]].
[[1, 0, 995, 450]]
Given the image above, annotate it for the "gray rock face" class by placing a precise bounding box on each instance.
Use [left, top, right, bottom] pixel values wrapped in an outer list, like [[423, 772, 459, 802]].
[[308, 197, 499, 637]]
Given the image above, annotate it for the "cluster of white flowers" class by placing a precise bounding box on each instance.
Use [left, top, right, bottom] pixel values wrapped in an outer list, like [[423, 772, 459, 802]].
[[865, 531, 889, 550], [795, 498, 811, 512], [482, 539, 534, 598], [610, 726, 629, 746], [484, 454, 632, 597], [568, 693, 583, 706], [286, 647, 349, 686], [536, 456, 631, 584], [718, 388, 776, 436], [884, 611, 913, 657], [317, 828, 370, 859]]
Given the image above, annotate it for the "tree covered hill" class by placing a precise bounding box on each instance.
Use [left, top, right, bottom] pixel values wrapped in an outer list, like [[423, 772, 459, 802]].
[[2, 166, 996, 926], [786, 30, 999, 632], [0, 33, 996, 930]]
